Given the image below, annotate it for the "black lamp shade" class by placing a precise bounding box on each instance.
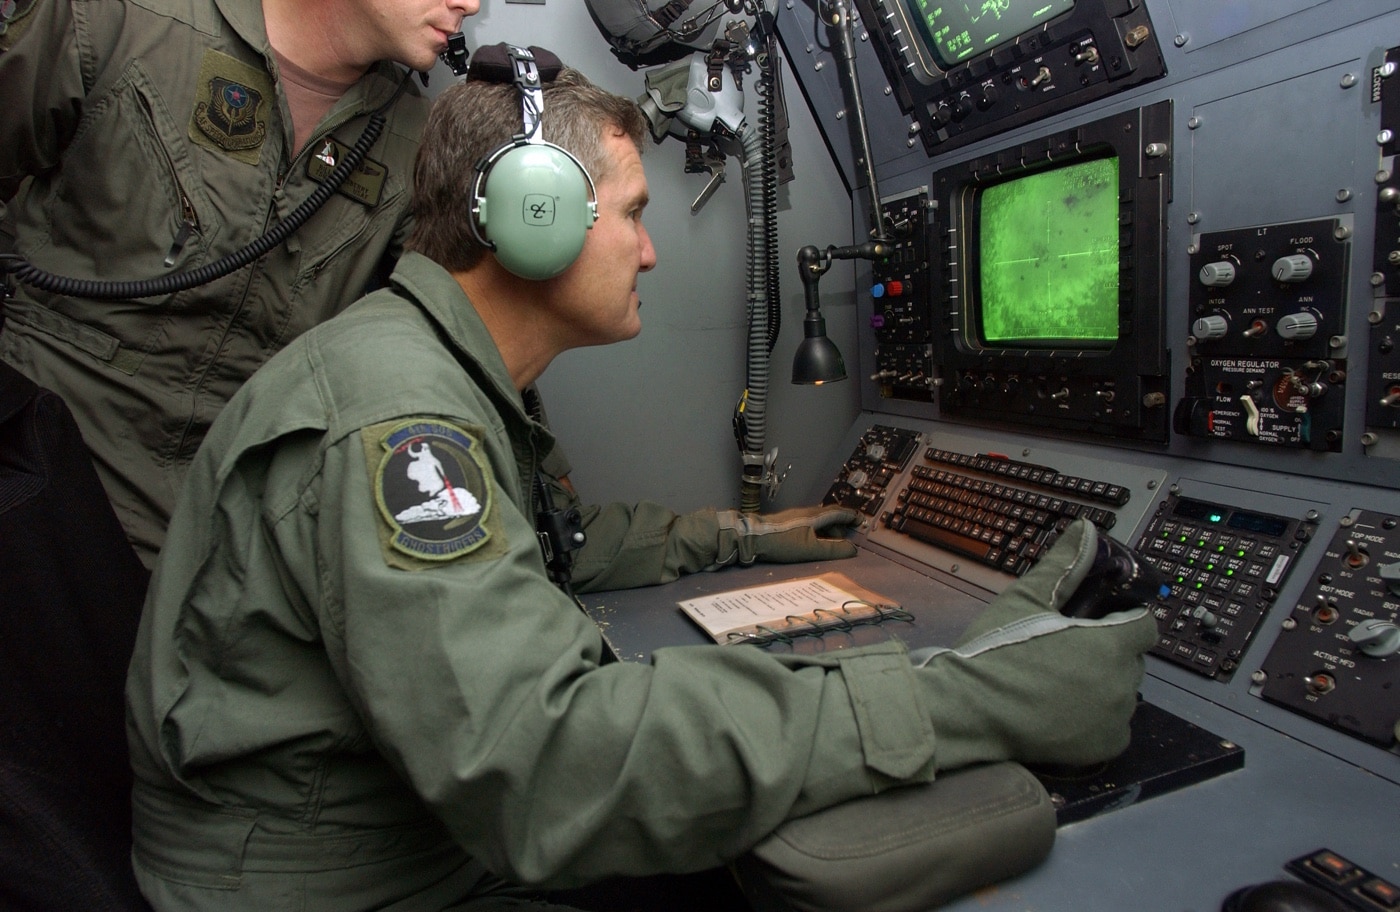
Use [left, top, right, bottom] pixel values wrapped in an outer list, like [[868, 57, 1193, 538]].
[[792, 313, 847, 384]]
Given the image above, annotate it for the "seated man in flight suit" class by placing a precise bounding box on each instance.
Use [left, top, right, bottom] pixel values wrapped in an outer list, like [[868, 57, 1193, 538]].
[[125, 46, 1158, 912]]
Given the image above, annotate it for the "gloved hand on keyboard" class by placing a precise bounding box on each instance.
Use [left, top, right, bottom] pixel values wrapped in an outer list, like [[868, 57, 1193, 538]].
[[711, 505, 860, 567], [910, 518, 1158, 770]]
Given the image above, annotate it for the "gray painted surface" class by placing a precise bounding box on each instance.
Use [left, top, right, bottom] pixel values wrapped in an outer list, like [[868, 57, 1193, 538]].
[[460, 3, 1400, 907], [455, 4, 862, 514]]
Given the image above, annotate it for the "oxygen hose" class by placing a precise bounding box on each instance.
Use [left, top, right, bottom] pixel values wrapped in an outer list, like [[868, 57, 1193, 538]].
[[739, 121, 770, 514], [737, 40, 782, 514], [1, 73, 413, 301], [756, 41, 781, 355]]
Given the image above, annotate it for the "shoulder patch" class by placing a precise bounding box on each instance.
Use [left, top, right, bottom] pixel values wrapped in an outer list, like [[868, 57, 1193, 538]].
[[371, 420, 494, 562]]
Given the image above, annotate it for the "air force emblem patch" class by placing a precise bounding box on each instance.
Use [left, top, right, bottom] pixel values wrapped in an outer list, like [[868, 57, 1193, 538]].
[[373, 421, 493, 561], [189, 51, 272, 164]]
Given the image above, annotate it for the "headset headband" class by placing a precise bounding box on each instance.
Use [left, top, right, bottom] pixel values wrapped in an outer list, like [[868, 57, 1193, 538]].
[[466, 43, 564, 84], [464, 44, 597, 280], [507, 46, 545, 141]]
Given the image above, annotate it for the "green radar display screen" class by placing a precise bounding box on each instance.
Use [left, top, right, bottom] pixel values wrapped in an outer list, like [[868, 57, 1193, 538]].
[[974, 155, 1120, 349], [908, 0, 1076, 69]]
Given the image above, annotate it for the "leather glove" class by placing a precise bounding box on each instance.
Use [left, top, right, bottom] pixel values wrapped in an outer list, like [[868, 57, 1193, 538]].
[[910, 519, 1158, 769], [712, 505, 859, 567]]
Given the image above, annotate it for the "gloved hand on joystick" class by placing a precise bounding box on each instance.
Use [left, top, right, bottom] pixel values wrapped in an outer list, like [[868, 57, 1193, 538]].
[[909, 519, 1159, 771]]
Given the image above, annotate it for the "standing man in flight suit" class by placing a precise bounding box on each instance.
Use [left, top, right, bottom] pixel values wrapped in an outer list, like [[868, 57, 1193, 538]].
[[0, 0, 480, 568], [125, 49, 1158, 911]]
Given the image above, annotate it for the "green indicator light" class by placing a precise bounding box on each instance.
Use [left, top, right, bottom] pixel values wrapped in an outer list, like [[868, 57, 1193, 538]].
[[1209, 513, 1225, 523]]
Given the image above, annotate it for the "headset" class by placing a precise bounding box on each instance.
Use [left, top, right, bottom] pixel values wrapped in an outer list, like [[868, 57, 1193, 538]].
[[467, 45, 598, 281]]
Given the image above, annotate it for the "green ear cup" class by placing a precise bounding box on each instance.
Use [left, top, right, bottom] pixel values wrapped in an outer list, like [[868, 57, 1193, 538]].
[[476, 141, 598, 280]]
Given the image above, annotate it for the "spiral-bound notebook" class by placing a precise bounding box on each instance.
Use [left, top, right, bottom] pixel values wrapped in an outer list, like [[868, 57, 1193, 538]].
[[678, 572, 911, 646]]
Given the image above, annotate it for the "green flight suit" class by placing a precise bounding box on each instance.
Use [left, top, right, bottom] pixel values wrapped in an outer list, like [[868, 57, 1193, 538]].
[[0, 0, 429, 566], [125, 253, 939, 910]]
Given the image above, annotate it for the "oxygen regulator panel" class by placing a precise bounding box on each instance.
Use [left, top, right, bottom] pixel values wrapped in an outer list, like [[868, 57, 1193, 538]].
[[1176, 219, 1351, 451]]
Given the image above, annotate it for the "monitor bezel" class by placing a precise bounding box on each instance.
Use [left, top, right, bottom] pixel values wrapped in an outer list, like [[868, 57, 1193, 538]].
[[932, 104, 1168, 379], [850, 0, 1166, 156], [925, 102, 1172, 440]]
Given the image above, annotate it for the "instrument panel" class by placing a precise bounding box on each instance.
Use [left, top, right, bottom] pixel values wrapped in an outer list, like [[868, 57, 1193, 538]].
[[771, 1, 1400, 905]]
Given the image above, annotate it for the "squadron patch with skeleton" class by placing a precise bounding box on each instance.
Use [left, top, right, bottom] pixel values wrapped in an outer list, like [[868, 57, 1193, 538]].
[[373, 420, 493, 561]]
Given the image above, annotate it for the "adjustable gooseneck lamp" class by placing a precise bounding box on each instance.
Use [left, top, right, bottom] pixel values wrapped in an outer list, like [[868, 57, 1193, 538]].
[[794, 245, 846, 384], [793, 241, 889, 384]]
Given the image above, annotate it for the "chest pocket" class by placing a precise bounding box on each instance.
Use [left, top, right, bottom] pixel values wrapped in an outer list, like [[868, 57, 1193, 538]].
[[44, 61, 224, 299], [17, 60, 235, 365]]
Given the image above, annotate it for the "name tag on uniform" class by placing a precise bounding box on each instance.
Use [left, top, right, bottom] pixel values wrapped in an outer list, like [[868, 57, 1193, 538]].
[[307, 137, 387, 208]]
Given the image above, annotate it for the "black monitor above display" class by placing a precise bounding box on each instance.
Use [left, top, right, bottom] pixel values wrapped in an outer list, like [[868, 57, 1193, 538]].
[[928, 102, 1172, 442], [852, 0, 1166, 154], [909, 0, 1075, 69]]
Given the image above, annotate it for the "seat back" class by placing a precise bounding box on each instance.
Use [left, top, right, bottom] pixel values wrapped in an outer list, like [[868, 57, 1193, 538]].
[[0, 361, 153, 911]]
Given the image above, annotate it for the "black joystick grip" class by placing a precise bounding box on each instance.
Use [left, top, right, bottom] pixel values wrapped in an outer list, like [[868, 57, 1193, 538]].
[[1059, 535, 1169, 620]]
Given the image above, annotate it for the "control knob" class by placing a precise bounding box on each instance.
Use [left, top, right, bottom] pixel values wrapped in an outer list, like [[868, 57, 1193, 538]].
[[1271, 254, 1315, 283], [1348, 618, 1400, 658], [1276, 312, 1319, 341], [1192, 315, 1229, 341], [1198, 261, 1237, 287], [1380, 561, 1400, 595]]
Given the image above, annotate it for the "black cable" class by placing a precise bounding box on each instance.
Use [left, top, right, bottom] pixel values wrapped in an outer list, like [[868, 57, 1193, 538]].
[[3, 72, 414, 301], [757, 35, 781, 354], [523, 386, 586, 599]]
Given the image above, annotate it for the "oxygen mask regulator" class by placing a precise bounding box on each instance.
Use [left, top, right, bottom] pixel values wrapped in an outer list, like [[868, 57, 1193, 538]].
[[533, 473, 587, 593]]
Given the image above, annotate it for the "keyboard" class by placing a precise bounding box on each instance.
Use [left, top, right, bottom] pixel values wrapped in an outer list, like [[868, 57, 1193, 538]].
[[883, 448, 1123, 577]]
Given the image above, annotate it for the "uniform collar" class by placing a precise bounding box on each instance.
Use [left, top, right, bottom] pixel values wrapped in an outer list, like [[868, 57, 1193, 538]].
[[217, 0, 410, 112], [388, 253, 534, 426]]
